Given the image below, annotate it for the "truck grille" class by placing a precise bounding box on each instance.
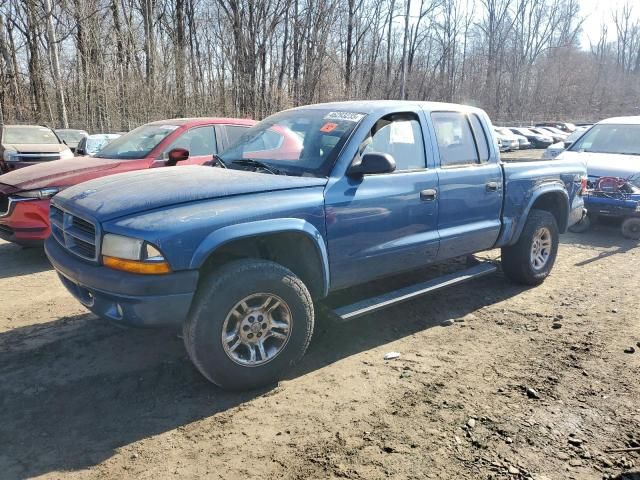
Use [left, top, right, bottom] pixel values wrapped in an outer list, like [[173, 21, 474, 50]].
[[50, 205, 98, 261]]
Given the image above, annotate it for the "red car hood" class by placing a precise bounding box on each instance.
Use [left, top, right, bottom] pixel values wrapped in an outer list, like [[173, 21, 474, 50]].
[[0, 157, 141, 192]]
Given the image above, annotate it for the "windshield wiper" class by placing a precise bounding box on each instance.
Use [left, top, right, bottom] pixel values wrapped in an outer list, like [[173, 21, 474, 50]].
[[232, 159, 283, 175]]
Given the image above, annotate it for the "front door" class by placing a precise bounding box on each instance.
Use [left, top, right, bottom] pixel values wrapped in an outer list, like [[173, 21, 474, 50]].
[[325, 112, 440, 290]]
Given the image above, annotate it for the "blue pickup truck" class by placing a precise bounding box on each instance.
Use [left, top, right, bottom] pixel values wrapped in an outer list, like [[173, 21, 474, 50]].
[[45, 101, 586, 390]]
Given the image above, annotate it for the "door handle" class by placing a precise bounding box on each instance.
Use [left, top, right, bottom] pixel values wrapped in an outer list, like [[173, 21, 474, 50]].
[[420, 188, 437, 201], [486, 181, 499, 192]]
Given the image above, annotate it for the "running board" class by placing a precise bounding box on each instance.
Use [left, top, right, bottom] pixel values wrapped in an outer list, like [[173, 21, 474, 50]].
[[333, 262, 497, 321]]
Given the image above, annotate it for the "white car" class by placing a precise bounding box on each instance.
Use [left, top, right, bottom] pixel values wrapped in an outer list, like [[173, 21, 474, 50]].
[[556, 117, 640, 187], [493, 127, 520, 151], [75, 133, 122, 156], [542, 128, 589, 159]]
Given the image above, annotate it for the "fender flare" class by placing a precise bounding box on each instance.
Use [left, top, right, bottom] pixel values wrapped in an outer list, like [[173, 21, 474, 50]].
[[507, 183, 570, 245], [189, 218, 330, 297]]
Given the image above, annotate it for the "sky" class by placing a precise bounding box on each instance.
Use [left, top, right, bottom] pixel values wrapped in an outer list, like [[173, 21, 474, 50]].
[[579, 0, 631, 47]]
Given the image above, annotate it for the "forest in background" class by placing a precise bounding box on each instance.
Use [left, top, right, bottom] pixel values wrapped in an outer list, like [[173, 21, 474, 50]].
[[0, 0, 639, 132]]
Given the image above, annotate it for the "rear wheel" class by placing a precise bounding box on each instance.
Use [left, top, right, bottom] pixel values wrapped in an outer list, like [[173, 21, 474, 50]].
[[183, 259, 314, 390], [501, 209, 559, 285], [621, 217, 640, 240]]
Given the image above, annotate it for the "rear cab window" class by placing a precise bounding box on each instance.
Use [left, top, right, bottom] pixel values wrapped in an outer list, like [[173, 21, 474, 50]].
[[431, 112, 485, 167]]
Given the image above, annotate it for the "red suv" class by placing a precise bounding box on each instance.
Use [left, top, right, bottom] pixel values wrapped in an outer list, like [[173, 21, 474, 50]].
[[0, 117, 255, 245]]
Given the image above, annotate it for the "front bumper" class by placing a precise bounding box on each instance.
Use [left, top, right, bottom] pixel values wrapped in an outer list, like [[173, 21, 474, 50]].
[[0, 198, 50, 245], [45, 237, 199, 327]]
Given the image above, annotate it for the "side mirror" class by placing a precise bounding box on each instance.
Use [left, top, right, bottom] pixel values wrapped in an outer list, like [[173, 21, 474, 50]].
[[564, 141, 573, 149], [167, 148, 189, 166], [348, 152, 396, 177]]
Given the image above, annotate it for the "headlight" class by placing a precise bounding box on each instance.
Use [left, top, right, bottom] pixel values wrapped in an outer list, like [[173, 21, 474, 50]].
[[14, 188, 60, 199], [101, 233, 171, 274], [3, 147, 18, 162], [59, 148, 73, 160]]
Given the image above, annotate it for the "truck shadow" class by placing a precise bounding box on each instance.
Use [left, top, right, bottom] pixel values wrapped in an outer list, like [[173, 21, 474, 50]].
[[0, 241, 52, 280], [0, 266, 526, 479]]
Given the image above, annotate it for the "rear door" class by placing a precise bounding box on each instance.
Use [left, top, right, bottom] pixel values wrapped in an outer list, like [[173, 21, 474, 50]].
[[429, 111, 503, 260], [324, 111, 440, 289]]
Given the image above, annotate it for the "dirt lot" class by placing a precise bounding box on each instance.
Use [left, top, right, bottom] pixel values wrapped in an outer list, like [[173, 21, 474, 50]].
[[1, 220, 639, 480]]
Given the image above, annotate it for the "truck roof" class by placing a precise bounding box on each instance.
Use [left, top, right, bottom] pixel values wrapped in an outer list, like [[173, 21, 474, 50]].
[[288, 100, 486, 116], [146, 117, 256, 127], [598, 116, 640, 125]]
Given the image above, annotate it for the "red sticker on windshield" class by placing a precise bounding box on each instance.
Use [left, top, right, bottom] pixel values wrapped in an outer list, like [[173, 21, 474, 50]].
[[320, 122, 338, 133]]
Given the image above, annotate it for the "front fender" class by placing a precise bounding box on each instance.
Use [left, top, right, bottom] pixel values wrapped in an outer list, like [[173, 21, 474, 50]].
[[189, 218, 330, 296], [499, 182, 569, 246]]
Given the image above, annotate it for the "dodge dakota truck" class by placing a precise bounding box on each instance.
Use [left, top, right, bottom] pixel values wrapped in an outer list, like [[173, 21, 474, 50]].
[[45, 101, 587, 390]]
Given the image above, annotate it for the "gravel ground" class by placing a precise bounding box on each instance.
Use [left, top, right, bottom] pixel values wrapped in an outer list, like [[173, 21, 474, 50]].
[[1, 221, 639, 480]]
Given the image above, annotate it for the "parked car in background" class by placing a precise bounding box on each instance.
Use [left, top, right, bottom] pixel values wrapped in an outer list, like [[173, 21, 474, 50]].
[[76, 133, 122, 156], [556, 116, 640, 188], [526, 127, 557, 144], [508, 127, 553, 148], [55, 129, 89, 153], [536, 122, 577, 133], [44, 101, 586, 390], [542, 128, 589, 159], [494, 127, 519, 151], [1, 125, 74, 173], [539, 126, 569, 138], [533, 126, 567, 143], [0, 117, 255, 245]]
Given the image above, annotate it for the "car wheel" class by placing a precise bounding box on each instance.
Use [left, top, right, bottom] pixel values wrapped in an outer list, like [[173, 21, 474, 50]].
[[183, 259, 314, 390], [621, 217, 640, 240], [568, 214, 591, 233], [501, 209, 559, 285]]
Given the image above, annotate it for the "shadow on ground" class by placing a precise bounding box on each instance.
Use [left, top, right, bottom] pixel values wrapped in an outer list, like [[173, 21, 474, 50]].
[[561, 219, 639, 266], [0, 241, 52, 280], [0, 262, 527, 479]]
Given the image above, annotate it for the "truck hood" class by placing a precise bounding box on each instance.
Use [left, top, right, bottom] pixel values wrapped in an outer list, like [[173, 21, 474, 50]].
[[0, 157, 128, 191], [558, 151, 640, 181], [3, 143, 69, 153], [54, 165, 328, 222]]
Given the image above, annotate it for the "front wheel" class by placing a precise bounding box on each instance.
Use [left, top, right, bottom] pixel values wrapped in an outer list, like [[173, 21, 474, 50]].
[[183, 259, 314, 390], [501, 209, 559, 285]]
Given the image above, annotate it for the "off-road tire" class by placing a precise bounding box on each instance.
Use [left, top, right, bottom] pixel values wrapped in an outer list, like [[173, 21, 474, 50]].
[[183, 259, 314, 390], [501, 209, 559, 285], [621, 217, 640, 240]]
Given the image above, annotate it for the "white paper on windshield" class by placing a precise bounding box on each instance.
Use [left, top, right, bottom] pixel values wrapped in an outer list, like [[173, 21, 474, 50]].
[[390, 121, 414, 144], [324, 111, 365, 122], [159, 125, 179, 130]]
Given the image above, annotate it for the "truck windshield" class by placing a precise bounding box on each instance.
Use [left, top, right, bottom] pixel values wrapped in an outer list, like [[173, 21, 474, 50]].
[[219, 109, 365, 177], [569, 124, 640, 156], [94, 124, 178, 159], [3, 126, 60, 145]]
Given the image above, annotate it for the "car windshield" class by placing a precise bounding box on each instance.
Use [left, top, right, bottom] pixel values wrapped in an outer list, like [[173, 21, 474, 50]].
[[569, 124, 640, 155], [94, 124, 178, 159], [3, 126, 60, 145], [516, 128, 536, 136], [86, 135, 120, 155], [56, 130, 87, 143], [219, 109, 364, 177]]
